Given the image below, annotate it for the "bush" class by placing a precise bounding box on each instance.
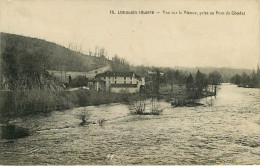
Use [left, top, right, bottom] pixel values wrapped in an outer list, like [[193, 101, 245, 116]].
[[0, 86, 146, 121], [75, 90, 90, 107], [77, 110, 91, 125], [0, 91, 16, 118], [1, 124, 30, 139], [0, 88, 72, 119], [14, 89, 57, 116], [150, 109, 163, 115]]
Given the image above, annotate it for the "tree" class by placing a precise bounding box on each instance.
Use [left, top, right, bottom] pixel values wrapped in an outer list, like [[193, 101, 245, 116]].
[[2, 46, 49, 90], [111, 54, 130, 72], [241, 72, 250, 86], [173, 70, 181, 84], [195, 70, 208, 95], [165, 69, 186, 91], [209, 71, 222, 86], [186, 73, 194, 91], [166, 69, 175, 91], [71, 76, 89, 87], [230, 74, 241, 85], [2, 47, 19, 90], [147, 68, 161, 95], [208, 71, 222, 93], [250, 71, 258, 88], [99, 48, 106, 59]]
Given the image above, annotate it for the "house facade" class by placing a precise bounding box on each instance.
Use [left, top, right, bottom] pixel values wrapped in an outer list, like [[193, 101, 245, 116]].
[[95, 71, 145, 93]]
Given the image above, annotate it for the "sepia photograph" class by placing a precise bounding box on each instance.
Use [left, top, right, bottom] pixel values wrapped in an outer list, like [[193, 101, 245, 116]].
[[0, 0, 259, 165]]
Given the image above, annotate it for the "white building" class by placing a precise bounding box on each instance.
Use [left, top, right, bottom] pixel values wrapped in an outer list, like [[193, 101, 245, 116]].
[[95, 71, 145, 93]]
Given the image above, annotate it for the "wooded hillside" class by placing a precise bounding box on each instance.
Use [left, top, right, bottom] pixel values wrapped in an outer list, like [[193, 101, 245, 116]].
[[0, 33, 110, 72]]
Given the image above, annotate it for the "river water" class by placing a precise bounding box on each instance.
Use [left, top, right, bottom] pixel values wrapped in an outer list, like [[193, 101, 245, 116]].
[[0, 83, 259, 164]]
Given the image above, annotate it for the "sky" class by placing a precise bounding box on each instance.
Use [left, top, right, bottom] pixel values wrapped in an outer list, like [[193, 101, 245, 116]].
[[0, 0, 259, 70]]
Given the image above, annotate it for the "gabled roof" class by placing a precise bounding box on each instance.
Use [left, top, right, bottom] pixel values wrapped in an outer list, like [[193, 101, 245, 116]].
[[110, 84, 137, 88], [96, 71, 141, 80]]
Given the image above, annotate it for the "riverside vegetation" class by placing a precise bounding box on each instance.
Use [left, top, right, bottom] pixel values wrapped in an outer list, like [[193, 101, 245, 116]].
[[0, 33, 140, 120], [0, 33, 221, 119], [230, 68, 260, 88], [0, 33, 141, 138], [0, 33, 236, 139]]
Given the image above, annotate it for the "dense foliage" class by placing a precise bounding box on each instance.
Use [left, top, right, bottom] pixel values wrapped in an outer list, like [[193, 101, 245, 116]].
[[0, 32, 254, 120], [230, 70, 260, 88], [147, 69, 223, 99], [0, 33, 110, 73], [0, 33, 111, 119], [110, 54, 130, 72]]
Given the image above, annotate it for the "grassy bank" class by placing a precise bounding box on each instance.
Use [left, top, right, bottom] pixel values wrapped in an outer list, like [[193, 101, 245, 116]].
[[0, 83, 217, 122], [0, 89, 145, 121], [72, 89, 145, 107], [0, 89, 67, 120]]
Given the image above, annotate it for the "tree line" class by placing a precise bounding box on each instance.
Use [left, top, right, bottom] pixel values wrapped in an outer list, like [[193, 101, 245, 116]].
[[146, 68, 222, 98], [230, 68, 260, 88]]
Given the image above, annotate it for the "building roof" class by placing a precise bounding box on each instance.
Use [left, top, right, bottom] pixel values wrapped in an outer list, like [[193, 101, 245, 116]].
[[87, 79, 97, 82], [110, 84, 137, 88], [96, 71, 141, 79]]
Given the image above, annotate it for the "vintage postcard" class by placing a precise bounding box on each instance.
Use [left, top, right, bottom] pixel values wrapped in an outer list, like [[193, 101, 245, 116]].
[[0, 0, 259, 165]]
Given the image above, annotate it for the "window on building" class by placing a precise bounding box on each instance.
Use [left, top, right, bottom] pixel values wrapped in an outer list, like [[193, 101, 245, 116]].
[[109, 77, 110, 79], [115, 81, 117, 84], [115, 77, 117, 79], [130, 81, 132, 84], [104, 77, 106, 79], [130, 77, 132, 80], [124, 81, 126, 84], [137, 81, 138, 84], [124, 77, 126, 80]]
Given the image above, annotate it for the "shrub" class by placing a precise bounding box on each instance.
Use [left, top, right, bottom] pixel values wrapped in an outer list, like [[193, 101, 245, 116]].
[[76, 90, 90, 107], [1, 124, 30, 139], [97, 119, 105, 127], [77, 110, 91, 125]]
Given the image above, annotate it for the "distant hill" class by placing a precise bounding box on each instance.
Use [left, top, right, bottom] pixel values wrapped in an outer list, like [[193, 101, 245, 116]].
[[0, 33, 111, 72], [131, 65, 253, 82], [0, 33, 253, 83], [174, 66, 253, 82]]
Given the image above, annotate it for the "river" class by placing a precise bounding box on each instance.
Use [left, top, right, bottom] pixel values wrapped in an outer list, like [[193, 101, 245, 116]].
[[0, 83, 259, 164]]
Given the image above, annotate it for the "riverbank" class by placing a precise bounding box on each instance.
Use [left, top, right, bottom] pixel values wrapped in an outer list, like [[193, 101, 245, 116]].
[[0, 84, 259, 164], [0, 89, 146, 122], [0, 82, 218, 123], [237, 84, 260, 88]]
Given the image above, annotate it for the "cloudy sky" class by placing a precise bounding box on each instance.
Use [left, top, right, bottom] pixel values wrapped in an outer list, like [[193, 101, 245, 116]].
[[0, 0, 259, 69]]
